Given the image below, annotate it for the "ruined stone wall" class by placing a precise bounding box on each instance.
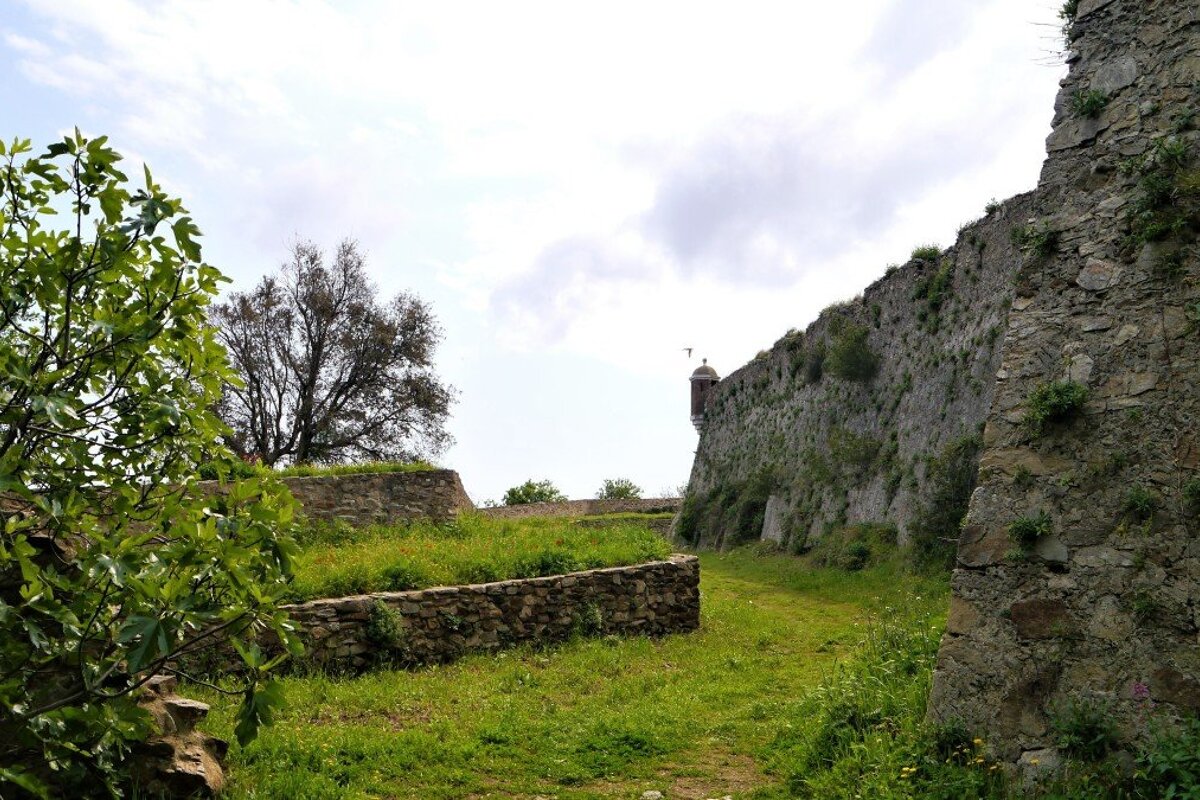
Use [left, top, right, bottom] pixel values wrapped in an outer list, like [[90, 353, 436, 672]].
[[278, 555, 699, 671], [929, 0, 1200, 768], [198, 469, 474, 527], [480, 497, 680, 520], [684, 192, 1036, 549]]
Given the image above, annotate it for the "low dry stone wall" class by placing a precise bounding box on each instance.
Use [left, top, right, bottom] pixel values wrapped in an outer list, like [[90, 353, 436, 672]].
[[287, 554, 699, 670], [480, 497, 680, 520], [199, 469, 474, 527]]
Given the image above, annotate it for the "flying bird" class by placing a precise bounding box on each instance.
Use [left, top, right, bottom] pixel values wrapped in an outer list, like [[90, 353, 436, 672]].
[[682, 347, 693, 358]]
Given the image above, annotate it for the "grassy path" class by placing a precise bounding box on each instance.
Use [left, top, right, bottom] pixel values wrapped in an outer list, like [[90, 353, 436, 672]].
[[195, 551, 947, 799]]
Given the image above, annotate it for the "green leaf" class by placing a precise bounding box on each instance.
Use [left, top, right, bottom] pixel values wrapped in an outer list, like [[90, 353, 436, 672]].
[[234, 679, 284, 747]]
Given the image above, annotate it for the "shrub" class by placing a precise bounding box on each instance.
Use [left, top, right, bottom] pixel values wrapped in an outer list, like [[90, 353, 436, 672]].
[[1011, 221, 1060, 260], [597, 478, 642, 500], [826, 322, 880, 383], [909, 435, 983, 571], [382, 561, 430, 591], [503, 479, 567, 505], [804, 342, 826, 383], [1023, 380, 1088, 433], [1184, 477, 1200, 513], [985, 198, 1002, 214], [0, 133, 296, 793], [1125, 137, 1200, 251], [1009, 510, 1053, 549], [365, 600, 408, 651], [1050, 697, 1118, 761], [1123, 484, 1158, 520], [911, 244, 941, 261], [513, 549, 581, 578], [1071, 89, 1109, 118]]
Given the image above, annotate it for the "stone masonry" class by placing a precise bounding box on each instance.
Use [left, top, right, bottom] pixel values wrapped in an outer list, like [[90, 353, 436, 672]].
[[686, 190, 1036, 548], [199, 468, 474, 527], [480, 497, 681, 520], [277, 555, 699, 671], [929, 0, 1200, 767]]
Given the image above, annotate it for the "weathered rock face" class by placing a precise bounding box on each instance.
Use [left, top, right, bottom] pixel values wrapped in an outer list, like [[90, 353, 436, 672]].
[[929, 0, 1200, 764], [132, 676, 227, 798], [199, 468, 475, 527], [684, 192, 1037, 549]]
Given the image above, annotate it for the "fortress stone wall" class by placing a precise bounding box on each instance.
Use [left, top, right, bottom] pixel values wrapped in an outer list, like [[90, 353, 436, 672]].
[[928, 0, 1200, 767], [686, 0, 1199, 768], [199, 468, 475, 527]]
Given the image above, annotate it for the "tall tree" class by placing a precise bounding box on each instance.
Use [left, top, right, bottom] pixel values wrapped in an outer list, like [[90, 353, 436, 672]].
[[0, 132, 296, 796], [212, 240, 453, 466]]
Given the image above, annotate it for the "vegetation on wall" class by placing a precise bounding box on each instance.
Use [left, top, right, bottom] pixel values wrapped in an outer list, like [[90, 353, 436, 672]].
[[677, 468, 777, 548], [826, 320, 880, 383], [908, 434, 983, 570], [1123, 134, 1200, 252], [1023, 380, 1088, 434]]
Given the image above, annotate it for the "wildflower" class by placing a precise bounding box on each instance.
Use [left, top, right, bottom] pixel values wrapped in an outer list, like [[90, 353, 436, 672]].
[[1131, 681, 1151, 700], [973, 737, 984, 746]]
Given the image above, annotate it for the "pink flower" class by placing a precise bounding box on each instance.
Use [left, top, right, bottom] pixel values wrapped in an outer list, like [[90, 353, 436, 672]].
[[1131, 681, 1151, 700]]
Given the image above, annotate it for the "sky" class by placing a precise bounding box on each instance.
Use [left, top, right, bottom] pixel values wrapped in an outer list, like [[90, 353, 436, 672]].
[[0, 1, 1068, 504]]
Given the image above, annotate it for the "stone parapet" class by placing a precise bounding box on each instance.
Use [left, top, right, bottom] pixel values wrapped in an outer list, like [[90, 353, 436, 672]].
[[479, 498, 680, 520], [198, 468, 474, 527], [281, 554, 699, 671]]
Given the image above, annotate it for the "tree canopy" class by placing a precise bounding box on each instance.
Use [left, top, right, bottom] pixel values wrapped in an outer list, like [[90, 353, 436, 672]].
[[211, 239, 454, 466], [597, 478, 642, 500], [503, 479, 567, 506], [0, 133, 297, 796]]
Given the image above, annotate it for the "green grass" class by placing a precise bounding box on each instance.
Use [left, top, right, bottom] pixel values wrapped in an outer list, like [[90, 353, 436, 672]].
[[287, 514, 673, 601], [199, 459, 437, 481], [193, 550, 952, 798]]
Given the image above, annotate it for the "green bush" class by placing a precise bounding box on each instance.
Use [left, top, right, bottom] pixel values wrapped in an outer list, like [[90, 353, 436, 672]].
[[909, 435, 983, 571], [503, 479, 568, 505], [1125, 137, 1200, 251], [1071, 89, 1109, 118], [1184, 477, 1200, 513], [1011, 221, 1060, 260], [765, 611, 1005, 798], [1009, 511, 1054, 549], [0, 133, 297, 794], [826, 322, 880, 383], [1124, 484, 1158, 520], [597, 478, 642, 500], [1050, 697, 1118, 761], [1024, 380, 1088, 433], [365, 601, 408, 651], [381, 561, 431, 591], [911, 244, 941, 261]]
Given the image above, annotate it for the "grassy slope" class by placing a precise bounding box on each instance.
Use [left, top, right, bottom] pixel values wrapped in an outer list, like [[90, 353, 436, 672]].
[[195, 550, 949, 799], [288, 515, 672, 602]]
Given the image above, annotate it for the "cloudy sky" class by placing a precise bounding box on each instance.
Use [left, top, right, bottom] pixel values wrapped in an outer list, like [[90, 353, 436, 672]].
[[1, 0, 1067, 503]]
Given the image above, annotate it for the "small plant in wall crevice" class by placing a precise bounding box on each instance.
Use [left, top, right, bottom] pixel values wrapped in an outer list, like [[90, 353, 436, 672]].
[[1023, 380, 1088, 434], [1009, 510, 1054, 550], [1071, 88, 1109, 118]]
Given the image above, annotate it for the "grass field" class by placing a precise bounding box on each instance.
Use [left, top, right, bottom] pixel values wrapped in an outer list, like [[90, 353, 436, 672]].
[[194, 549, 955, 798], [287, 515, 673, 602]]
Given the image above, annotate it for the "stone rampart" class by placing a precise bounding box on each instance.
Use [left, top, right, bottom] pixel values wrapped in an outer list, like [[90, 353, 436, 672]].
[[282, 554, 699, 671], [684, 191, 1035, 549], [198, 469, 474, 527], [480, 497, 680, 520], [928, 0, 1200, 767]]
